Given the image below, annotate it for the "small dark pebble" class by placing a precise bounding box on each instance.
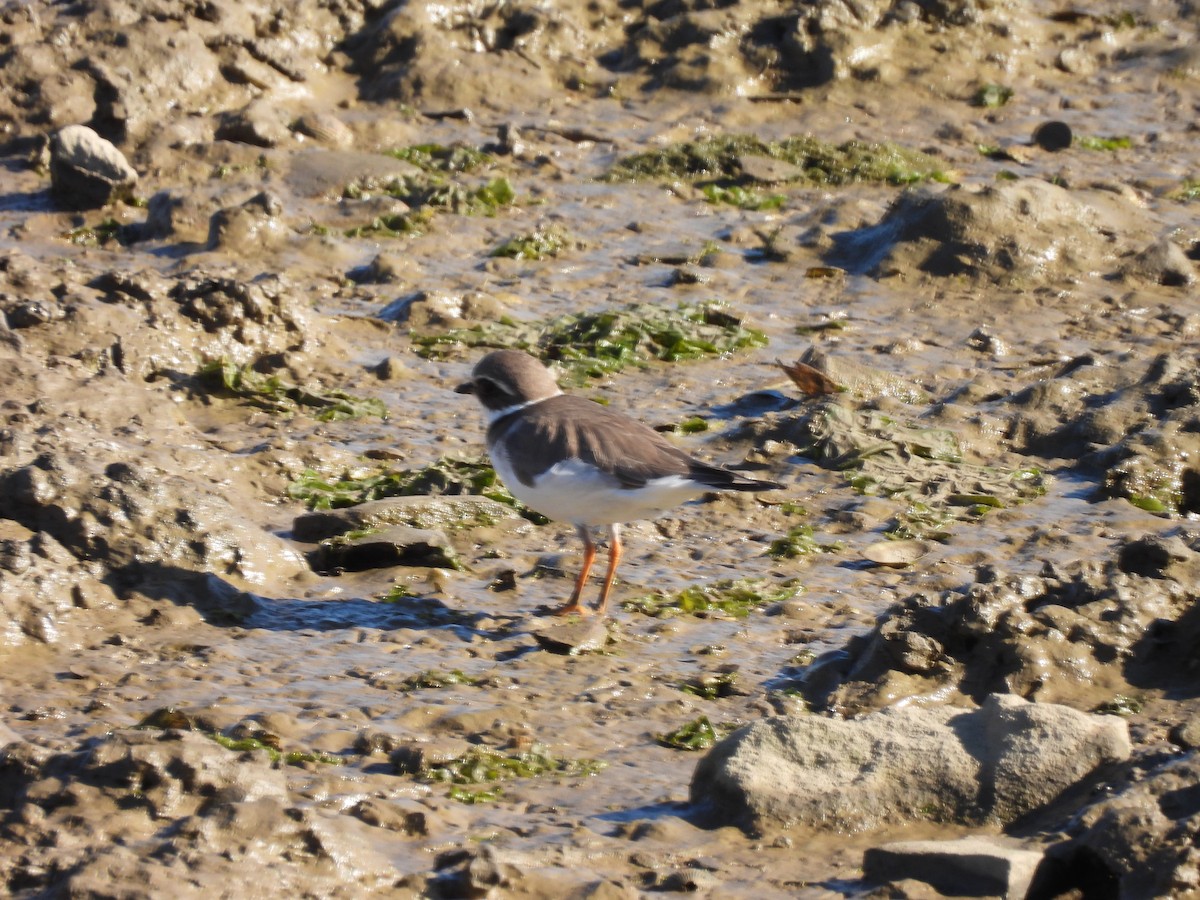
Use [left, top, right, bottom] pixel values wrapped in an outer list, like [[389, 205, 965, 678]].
[[1032, 121, 1073, 152]]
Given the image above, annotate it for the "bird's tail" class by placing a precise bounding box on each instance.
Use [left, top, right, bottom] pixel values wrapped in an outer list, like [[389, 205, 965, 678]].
[[688, 461, 783, 492]]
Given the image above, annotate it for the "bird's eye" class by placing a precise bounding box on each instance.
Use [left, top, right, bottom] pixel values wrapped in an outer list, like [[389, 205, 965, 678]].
[[476, 378, 509, 404]]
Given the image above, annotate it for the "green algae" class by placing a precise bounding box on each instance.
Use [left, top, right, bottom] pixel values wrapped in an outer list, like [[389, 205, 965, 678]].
[[972, 84, 1014, 108], [767, 524, 844, 560], [394, 669, 479, 691], [702, 184, 786, 210], [1169, 179, 1200, 202], [1095, 694, 1145, 716], [287, 456, 536, 518], [657, 715, 733, 751], [198, 359, 387, 422], [491, 226, 571, 260], [406, 746, 605, 803], [779, 400, 1050, 541], [137, 707, 342, 767], [623, 578, 799, 619], [679, 671, 739, 700], [64, 218, 123, 246], [606, 134, 947, 186], [414, 300, 767, 385], [1075, 134, 1132, 151], [386, 143, 493, 173], [670, 416, 710, 435], [343, 173, 516, 238]]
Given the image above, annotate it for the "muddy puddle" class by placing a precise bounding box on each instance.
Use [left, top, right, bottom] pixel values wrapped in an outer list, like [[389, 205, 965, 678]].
[[4, 1, 1200, 897]]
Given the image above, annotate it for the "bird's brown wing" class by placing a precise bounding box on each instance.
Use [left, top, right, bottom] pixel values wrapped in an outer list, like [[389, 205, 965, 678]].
[[490, 395, 693, 489]]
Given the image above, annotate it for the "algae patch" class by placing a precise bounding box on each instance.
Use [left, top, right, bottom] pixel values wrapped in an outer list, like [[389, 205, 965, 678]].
[[491, 225, 572, 260], [623, 578, 799, 619], [394, 669, 479, 691], [288, 456, 533, 516], [657, 715, 735, 751], [396, 745, 605, 803], [414, 300, 767, 384], [343, 171, 516, 238], [385, 143, 493, 173], [767, 524, 844, 560], [199, 359, 387, 422], [606, 134, 947, 186], [138, 707, 342, 767]]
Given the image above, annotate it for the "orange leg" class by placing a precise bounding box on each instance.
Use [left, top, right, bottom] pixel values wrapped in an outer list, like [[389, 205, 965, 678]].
[[554, 525, 597, 617], [594, 524, 622, 617]]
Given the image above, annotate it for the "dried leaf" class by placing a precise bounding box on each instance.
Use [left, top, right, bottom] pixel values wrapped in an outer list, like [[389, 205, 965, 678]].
[[778, 358, 842, 396]]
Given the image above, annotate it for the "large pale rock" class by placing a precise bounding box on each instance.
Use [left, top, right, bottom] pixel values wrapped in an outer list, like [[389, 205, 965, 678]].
[[49, 124, 138, 210], [691, 694, 1130, 833]]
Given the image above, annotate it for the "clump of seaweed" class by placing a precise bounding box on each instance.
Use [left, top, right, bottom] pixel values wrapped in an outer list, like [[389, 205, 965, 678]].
[[657, 715, 736, 751], [287, 456, 532, 514], [702, 184, 786, 210], [394, 669, 479, 691], [343, 172, 516, 238], [414, 300, 767, 384], [63, 218, 124, 246], [491, 225, 572, 260], [767, 399, 1050, 541], [396, 745, 605, 803], [138, 707, 342, 767], [623, 578, 799, 619], [386, 143, 493, 173], [678, 670, 739, 700], [1075, 134, 1132, 151], [198, 359, 387, 422], [767, 524, 844, 559], [606, 134, 947, 186]]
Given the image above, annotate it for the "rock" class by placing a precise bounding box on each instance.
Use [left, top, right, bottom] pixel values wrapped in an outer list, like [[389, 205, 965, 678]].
[[1046, 752, 1200, 898], [863, 837, 1043, 898], [215, 100, 292, 148], [84, 729, 289, 808], [390, 737, 474, 774], [805, 532, 1200, 712], [530, 618, 609, 655], [139, 189, 213, 243], [1171, 719, 1200, 750], [1032, 120, 1073, 152], [292, 112, 354, 147], [690, 694, 1130, 833], [49, 124, 138, 210], [1116, 534, 1192, 578], [383, 289, 507, 328], [169, 272, 310, 352], [292, 495, 515, 542], [312, 525, 458, 572], [830, 178, 1150, 283], [350, 797, 429, 835], [737, 154, 807, 184], [1123, 237, 1195, 286], [207, 190, 289, 252]]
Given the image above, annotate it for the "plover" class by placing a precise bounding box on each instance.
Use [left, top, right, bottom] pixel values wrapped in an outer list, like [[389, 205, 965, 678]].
[[455, 349, 782, 616]]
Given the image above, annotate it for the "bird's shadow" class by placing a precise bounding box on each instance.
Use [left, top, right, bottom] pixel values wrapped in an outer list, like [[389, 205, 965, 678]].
[[106, 560, 533, 648]]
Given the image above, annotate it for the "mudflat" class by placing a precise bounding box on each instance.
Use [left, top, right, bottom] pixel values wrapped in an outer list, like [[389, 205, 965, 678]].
[[2, 2, 1199, 896]]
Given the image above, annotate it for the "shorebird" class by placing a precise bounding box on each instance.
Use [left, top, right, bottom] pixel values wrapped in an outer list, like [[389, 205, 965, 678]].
[[455, 349, 782, 616]]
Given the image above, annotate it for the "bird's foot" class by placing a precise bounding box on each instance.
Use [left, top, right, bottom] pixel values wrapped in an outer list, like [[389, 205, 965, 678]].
[[551, 601, 592, 618]]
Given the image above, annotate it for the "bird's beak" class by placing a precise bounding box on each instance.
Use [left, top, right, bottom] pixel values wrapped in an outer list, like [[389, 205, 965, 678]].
[[454, 380, 475, 395]]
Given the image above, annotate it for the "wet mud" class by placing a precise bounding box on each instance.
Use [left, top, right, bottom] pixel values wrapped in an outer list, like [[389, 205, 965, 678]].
[[3, 1, 1200, 897]]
